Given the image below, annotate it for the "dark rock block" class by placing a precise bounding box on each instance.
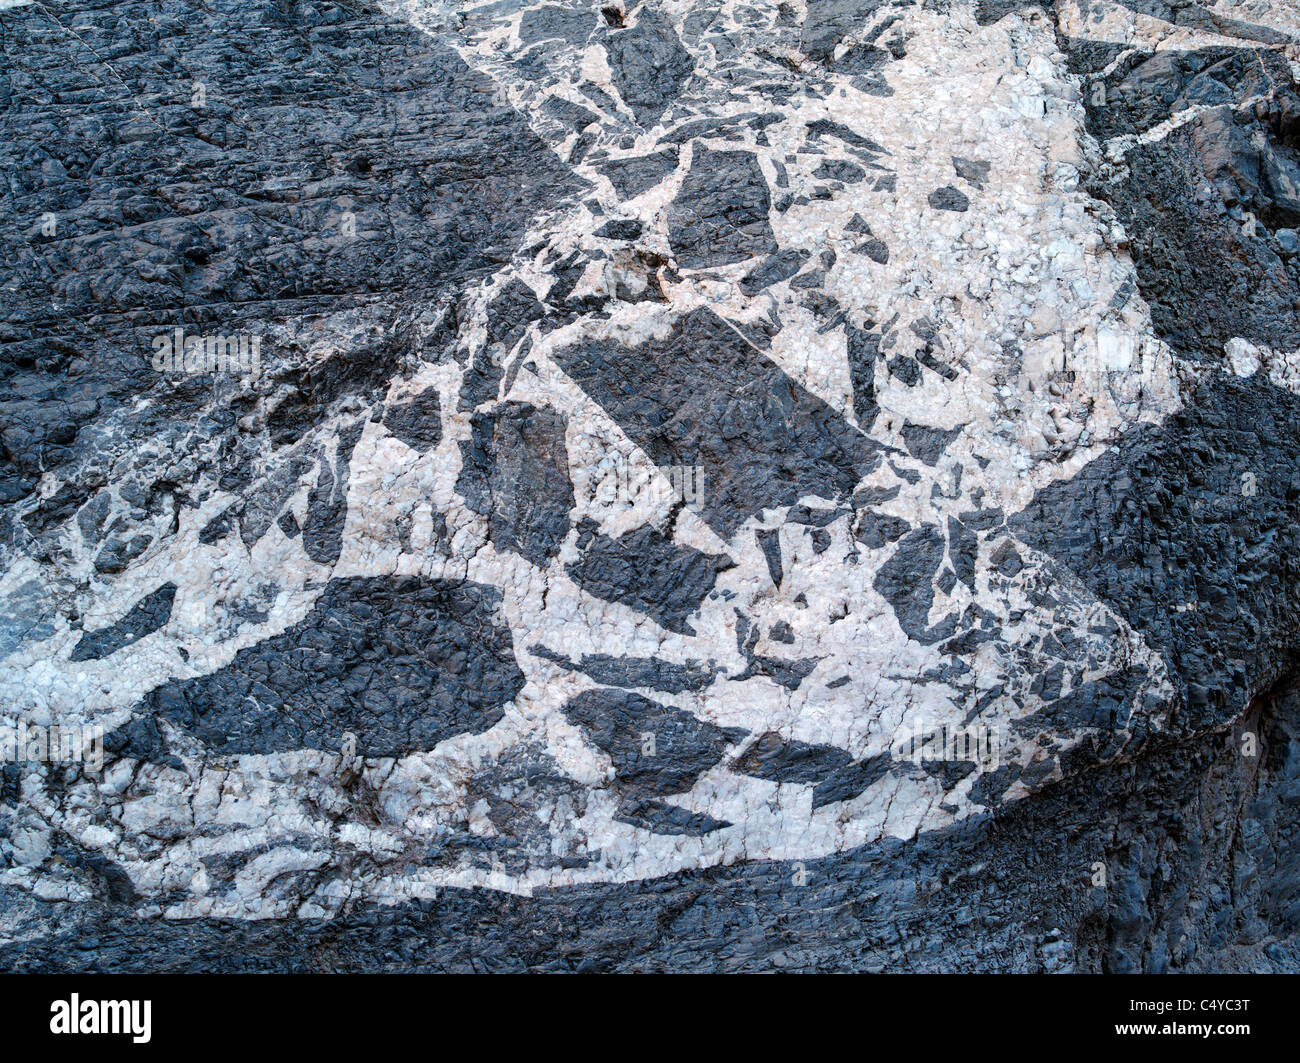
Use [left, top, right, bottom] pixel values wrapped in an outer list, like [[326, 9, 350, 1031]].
[[457, 402, 574, 568], [567, 521, 733, 636], [70, 583, 177, 663], [731, 730, 853, 784], [601, 149, 679, 199], [928, 185, 970, 212], [530, 645, 718, 694], [756, 527, 784, 587], [740, 248, 810, 294], [802, 0, 894, 62], [129, 576, 525, 758], [604, 8, 694, 127], [668, 147, 778, 268], [813, 158, 868, 183], [595, 219, 644, 240], [562, 687, 746, 799], [556, 307, 881, 540], [615, 799, 731, 835], [953, 156, 990, 187], [874, 525, 958, 645], [901, 422, 961, 465], [846, 322, 880, 428], [383, 388, 443, 453], [303, 421, 364, 566], [811, 752, 894, 808], [520, 4, 596, 47]]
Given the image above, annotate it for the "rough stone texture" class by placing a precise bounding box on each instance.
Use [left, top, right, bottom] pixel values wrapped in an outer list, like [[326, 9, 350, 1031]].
[[130, 576, 524, 758], [667, 147, 779, 268], [3, 0, 1300, 972], [458, 401, 574, 567]]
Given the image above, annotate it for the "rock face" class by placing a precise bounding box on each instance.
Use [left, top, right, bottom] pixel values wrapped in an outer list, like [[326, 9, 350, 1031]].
[[1, 0, 1299, 972]]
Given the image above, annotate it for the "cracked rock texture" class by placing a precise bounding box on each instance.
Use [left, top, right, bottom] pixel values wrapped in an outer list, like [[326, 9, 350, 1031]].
[[2, 0, 1299, 971]]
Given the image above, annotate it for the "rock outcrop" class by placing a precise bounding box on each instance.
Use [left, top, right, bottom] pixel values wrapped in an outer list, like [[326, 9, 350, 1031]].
[[1, 0, 1298, 971]]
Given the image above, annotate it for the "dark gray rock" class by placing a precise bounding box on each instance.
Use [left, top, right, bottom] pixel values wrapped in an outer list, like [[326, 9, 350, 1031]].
[[303, 421, 364, 566], [805, 118, 888, 157], [128, 576, 524, 758], [383, 388, 442, 453], [457, 402, 574, 567], [802, 0, 895, 62], [756, 527, 784, 587], [567, 520, 733, 636], [555, 307, 881, 539], [740, 248, 810, 294], [1078, 44, 1300, 359], [541, 95, 601, 133], [603, 8, 695, 128], [811, 751, 894, 809], [952, 156, 990, 187], [731, 731, 853, 784], [0, 0, 585, 525], [615, 799, 732, 836], [900, 422, 961, 465], [6, 0, 1300, 978], [563, 687, 746, 800], [667, 147, 778, 268], [846, 322, 880, 428], [813, 159, 868, 183], [928, 185, 970, 212], [519, 4, 596, 47], [594, 219, 644, 240], [601, 149, 679, 198], [70, 583, 177, 663], [530, 645, 718, 694], [874, 525, 958, 644]]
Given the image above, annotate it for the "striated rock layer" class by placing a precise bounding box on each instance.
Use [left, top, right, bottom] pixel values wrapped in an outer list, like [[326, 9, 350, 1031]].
[[1, 0, 1298, 971]]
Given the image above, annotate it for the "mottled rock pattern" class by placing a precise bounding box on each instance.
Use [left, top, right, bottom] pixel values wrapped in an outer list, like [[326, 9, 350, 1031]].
[[2, 0, 1300, 972]]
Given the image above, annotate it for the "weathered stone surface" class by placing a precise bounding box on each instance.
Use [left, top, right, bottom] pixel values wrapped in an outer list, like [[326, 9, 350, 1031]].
[[458, 402, 574, 567], [667, 147, 778, 268], [3, 0, 1300, 974], [132, 576, 524, 757]]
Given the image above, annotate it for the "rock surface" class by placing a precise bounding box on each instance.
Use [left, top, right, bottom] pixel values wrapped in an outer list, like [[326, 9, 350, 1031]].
[[1, 0, 1299, 971]]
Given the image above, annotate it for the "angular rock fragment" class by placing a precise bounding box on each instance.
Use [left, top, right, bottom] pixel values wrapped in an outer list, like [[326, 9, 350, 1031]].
[[556, 308, 881, 539], [130, 577, 524, 758], [604, 8, 694, 127], [71, 583, 177, 663], [562, 687, 747, 799], [567, 521, 733, 635], [667, 147, 778, 268], [458, 402, 575, 567]]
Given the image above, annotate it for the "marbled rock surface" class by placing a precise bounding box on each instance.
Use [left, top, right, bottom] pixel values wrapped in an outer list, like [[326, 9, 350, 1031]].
[[1, 0, 1299, 972]]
